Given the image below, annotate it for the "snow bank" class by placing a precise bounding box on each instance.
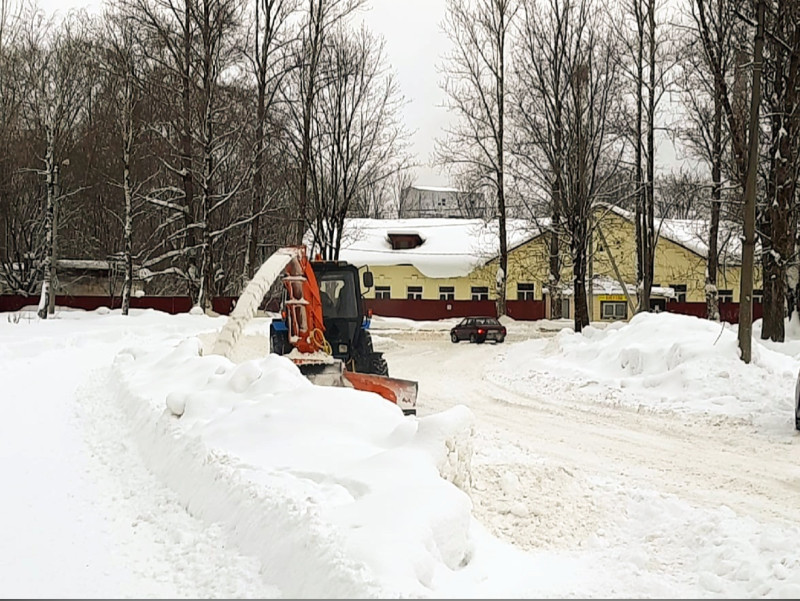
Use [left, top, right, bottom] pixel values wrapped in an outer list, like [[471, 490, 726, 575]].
[[492, 312, 799, 431], [110, 337, 476, 597]]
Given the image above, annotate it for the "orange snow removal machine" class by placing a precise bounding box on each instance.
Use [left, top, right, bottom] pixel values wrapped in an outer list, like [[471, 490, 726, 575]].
[[264, 247, 418, 415]]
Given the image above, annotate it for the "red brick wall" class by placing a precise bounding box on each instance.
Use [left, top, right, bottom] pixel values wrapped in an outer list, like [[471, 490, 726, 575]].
[[0, 294, 763, 323]]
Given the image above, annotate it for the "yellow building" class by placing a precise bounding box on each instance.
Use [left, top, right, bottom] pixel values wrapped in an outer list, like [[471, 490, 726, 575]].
[[336, 217, 537, 303], [483, 204, 758, 321], [334, 206, 758, 322]]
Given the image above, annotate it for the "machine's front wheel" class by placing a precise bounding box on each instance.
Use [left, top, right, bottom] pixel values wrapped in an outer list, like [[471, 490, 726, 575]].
[[368, 353, 389, 376], [270, 330, 290, 355]]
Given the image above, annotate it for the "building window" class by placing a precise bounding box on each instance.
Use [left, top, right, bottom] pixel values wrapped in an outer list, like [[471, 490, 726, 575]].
[[670, 283, 687, 303], [439, 286, 455, 300], [517, 282, 535, 301], [753, 289, 763, 304], [718, 289, 733, 303], [561, 298, 570, 318], [407, 286, 423, 300], [439, 198, 447, 207], [601, 301, 628, 321], [375, 286, 391, 299], [471, 286, 489, 301]]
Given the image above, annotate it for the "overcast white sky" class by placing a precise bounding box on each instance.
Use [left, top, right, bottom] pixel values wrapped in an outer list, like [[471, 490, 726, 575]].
[[359, 0, 452, 187], [36, 0, 686, 190], [37, 0, 454, 188]]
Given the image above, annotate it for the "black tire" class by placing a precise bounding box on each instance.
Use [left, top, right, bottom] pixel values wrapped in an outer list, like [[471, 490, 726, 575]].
[[270, 330, 289, 355], [360, 329, 376, 354], [469, 333, 477, 343], [367, 353, 389, 376], [451, 332, 459, 343], [354, 331, 387, 375]]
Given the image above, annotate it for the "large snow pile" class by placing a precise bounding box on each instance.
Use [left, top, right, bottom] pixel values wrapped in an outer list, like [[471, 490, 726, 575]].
[[110, 337, 476, 597], [490, 312, 799, 432]]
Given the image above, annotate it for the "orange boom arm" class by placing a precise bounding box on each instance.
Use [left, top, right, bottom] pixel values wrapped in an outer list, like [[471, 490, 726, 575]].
[[281, 246, 328, 354]]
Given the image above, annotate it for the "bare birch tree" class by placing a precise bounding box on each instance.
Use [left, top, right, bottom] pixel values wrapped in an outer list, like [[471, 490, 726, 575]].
[[306, 24, 407, 260], [286, 0, 366, 245], [512, 0, 569, 319], [436, 0, 516, 317], [680, 0, 744, 322], [98, 8, 149, 315], [240, 0, 295, 287], [19, 10, 90, 319], [614, 0, 674, 314], [513, 0, 621, 331], [758, 0, 800, 342], [693, 0, 762, 362]]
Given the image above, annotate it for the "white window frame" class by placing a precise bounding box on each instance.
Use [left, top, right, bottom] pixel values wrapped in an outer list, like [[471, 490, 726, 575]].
[[718, 289, 733, 303], [517, 282, 535, 301], [439, 286, 455, 301], [375, 286, 391, 300], [601, 301, 628, 321], [407, 286, 423, 300], [670, 283, 687, 303], [471, 286, 489, 301]]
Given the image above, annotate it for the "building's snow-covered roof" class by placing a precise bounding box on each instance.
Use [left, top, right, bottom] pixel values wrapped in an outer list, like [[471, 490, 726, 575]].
[[587, 275, 675, 298], [334, 218, 538, 278], [600, 204, 743, 262], [324, 203, 742, 281], [57, 259, 112, 271], [554, 275, 675, 298]]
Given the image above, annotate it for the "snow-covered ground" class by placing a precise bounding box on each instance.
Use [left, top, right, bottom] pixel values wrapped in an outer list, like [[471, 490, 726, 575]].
[[2, 306, 800, 598]]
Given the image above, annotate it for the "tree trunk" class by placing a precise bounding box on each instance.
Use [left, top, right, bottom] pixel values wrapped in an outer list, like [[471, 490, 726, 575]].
[[242, 0, 266, 288], [121, 109, 133, 316], [37, 149, 55, 320], [549, 196, 562, 319], [706, 31, 722, 322], [634, 0, 645, 312], [495, 5, 508, 318], [760, 0, 799, 342], [737, 0, 764, 364], [297, 0, 323, 246], [47, 164, 59, 316], [642, 0, 656, 314], [573, 234, 590, 332], [181, 1, 197, 303]]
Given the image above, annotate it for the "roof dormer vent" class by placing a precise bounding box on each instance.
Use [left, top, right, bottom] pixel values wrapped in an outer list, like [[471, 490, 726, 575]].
[[387, 232, 424, 250]]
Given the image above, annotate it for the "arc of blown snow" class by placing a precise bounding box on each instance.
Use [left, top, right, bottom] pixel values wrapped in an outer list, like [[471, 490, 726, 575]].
[[212, 249, 296, 358]]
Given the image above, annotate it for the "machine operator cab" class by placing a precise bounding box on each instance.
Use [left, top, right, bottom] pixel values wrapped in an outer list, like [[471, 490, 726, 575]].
[[318, 272, 359, 319]]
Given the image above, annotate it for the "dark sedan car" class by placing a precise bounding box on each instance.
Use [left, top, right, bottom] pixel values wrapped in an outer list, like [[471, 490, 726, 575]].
[[450, 316, 506, 344]]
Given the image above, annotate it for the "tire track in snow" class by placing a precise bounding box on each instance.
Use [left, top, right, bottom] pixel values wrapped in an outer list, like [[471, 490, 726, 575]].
[[383, 335, 800, 535], [74, 367, 280, 598]]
